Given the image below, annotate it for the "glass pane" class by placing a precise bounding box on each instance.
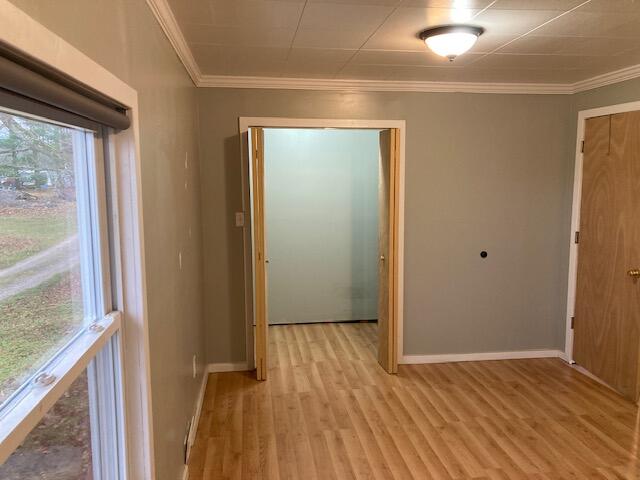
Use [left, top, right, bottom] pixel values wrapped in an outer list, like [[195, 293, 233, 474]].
[[0, 110, 87, 405], [0, 369, 94, 479]]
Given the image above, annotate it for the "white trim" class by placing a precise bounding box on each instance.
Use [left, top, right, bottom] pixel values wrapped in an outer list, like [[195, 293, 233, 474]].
[[401, 349, 563, 365], [185, 371, 208, 462], [207, 362, 250, 373], [179, 368, 209, 480], [198, 75, 573, 95], [181, 466, 190, 480], [0, 1, 137, 108], [573, 64, 640, 94], [0, 313, 121, 464], [564, 99, 640, 364], [196, 64, 640, 95], [144, 0, 200, 86], [0, 2, 155, 477], [240, 117, 406, 130], [111, 98, 156, 480], [238, 117, 406, 370]]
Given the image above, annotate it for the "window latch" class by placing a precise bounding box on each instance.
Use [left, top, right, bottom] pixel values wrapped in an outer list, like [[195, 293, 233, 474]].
[[32, 372, 57, 387], [88, 322, 105, 333]]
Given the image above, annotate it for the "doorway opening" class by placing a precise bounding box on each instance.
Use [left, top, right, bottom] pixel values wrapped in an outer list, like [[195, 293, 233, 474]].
[[264, 128, 379, 328], [242, 119, 404, 381]]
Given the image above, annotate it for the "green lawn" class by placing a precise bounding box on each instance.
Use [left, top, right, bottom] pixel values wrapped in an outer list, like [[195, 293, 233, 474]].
[[0, 287, 91, 479], [0, 203, 77, 269], [0, 271, 83, 403]]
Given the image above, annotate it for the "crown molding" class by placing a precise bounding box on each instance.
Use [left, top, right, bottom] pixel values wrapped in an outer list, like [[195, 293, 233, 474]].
[[196, 74, 574, 94], [145, 0, 201, 85], [572, 63, 640, 94], [146, 0, 640, 96]]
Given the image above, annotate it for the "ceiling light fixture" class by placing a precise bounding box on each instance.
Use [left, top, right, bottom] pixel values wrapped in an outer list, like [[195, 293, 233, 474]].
[[419, 25, 484, 62]]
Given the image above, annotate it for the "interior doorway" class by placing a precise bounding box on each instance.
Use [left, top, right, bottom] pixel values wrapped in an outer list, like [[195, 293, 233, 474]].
[[263, 129, 380, 327], [568, 104, 640, 401], [243, 119, 404, 381]]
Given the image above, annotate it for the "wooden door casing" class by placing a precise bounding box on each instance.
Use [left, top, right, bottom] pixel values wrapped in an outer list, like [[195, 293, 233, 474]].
[[378, 129, 399, 374], [251, 127, 268, 381]]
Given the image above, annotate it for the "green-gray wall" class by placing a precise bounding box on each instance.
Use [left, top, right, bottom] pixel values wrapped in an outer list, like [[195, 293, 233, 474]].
[[264, 128, 379, 325], [7, 1, 206, 479], [573, 78, 640, 113], [197, 88, 574, 362]]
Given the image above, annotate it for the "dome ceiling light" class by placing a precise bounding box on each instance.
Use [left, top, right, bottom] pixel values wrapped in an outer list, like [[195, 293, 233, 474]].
[[419, 25, 485, 62]]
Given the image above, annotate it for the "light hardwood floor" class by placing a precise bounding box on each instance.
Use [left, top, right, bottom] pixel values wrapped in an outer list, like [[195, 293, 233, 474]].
[[188, 322, 640, 479]]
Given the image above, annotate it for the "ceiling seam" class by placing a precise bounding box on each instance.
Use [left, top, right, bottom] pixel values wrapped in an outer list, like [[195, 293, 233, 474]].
[[472, 1, 498, 20], [467, 0, 593, 67], [285, 0, 309, 66], [334, 0, 405, 79]]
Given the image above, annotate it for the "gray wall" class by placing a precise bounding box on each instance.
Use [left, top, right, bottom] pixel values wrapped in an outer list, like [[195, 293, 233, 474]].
[[572, 78, 640, 114], [7, 1, 206, 479], [264, 128, 379, 325], [198, 88, 574, 362]]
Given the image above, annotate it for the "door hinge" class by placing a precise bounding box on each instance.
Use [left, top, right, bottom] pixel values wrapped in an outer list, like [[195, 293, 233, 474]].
[[581, 140, 584, 153], [574, 231, 580, 244], [571, 316, 575, 329]]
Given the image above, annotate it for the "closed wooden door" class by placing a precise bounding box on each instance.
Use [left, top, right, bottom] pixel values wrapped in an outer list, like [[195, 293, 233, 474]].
[[574, 111, 640, 401], [378, 129, 399, 374], [251, 127, 268, 381]]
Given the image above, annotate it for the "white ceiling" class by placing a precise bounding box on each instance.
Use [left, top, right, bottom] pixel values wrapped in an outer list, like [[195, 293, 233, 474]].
[[165, 0, 640, 84]]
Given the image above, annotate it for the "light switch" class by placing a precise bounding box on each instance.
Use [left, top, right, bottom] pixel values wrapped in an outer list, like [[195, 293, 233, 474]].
[[235, 212, 245, 227]]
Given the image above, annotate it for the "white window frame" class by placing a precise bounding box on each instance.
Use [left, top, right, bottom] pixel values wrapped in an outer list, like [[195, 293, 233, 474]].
[[0, 97, 127, 479], [0, 2, 155, 478]]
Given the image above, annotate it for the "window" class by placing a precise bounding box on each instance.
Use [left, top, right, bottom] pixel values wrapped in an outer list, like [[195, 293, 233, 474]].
[[0, 108, 125, 479], [0, 112, 86, 404]]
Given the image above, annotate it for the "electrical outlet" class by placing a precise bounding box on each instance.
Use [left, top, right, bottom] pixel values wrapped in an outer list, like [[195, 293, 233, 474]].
[[192, 354, 197, 379], [178, 251, 182, 270], [235, 212, 245, 227]]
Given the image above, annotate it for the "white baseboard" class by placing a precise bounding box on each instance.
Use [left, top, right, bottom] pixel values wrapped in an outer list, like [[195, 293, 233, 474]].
[[188, 370, 208, 454], [557, 351, 573, 364], [181, 368, 209, 480], [401, 349, 563, 365], [178, 363, 249, 479], [207, 362, 249, 373]]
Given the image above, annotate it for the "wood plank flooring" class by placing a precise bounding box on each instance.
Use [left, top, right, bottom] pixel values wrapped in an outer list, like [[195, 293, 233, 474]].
[[188, 322, 640, 479]]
